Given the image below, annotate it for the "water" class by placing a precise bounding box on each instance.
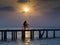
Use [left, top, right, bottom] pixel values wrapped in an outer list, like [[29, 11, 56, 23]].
[[0, 38, 60, 45], [0, 30, 60, 45]]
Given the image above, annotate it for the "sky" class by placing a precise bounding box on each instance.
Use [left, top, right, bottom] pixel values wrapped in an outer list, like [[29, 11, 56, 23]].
[[0, 0, 60, 28]]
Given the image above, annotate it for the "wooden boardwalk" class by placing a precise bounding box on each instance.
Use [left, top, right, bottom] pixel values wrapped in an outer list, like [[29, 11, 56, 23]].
[[0, 29, 60, 41]]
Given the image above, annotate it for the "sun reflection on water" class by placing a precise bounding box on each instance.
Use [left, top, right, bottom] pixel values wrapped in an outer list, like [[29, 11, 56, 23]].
[[24, 28, 30, 45]]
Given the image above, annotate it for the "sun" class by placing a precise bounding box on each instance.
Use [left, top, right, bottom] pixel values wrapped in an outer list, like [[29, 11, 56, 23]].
[[23, 7, 29, 13]]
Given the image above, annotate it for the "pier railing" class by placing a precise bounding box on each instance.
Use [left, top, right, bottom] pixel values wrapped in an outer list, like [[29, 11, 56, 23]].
[[0, 29, 60, 41]]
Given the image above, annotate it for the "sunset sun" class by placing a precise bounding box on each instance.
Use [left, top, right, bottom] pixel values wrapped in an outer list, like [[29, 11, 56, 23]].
[[23, 7, 29, 13]]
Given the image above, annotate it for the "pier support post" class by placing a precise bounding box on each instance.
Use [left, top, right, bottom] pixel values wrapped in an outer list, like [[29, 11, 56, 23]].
[[30, 31, 34, 40], [14, 32, 15, 40], [15, 31, 17, 40], [39, 30, 41, 39], [22, 30, 25, 40], [4, 31, 7, 40], [12, 32, 14, 40], [1, 32, 3, 40], [53, 30, 55, 38], [46, 31, 48, 38], [12, 31, 17, 40]]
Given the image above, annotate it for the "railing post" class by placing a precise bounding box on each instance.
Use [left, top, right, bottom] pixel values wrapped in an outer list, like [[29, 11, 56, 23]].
[[4, 31, 7, 40], [39, 30, 41, 39], [46, 30, 48, 38], [1, 32, 3, 40], [53, 30, 55, 38]]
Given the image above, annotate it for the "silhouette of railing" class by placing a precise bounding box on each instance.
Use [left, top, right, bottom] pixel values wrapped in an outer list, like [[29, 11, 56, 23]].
[[0, 29, 60, 41]]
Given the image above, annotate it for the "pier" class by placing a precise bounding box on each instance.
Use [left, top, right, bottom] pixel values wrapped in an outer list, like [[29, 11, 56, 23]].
[[0, 29, 60, 41]]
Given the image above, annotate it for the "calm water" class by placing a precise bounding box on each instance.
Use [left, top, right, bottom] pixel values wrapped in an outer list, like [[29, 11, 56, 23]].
[[0, 38, 60, 45], [0, 29, 60, 45]]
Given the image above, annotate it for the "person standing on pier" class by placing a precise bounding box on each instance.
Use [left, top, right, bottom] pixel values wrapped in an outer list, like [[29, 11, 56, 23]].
[[23, 20, 29, 30], [22, 20, 29, 40]]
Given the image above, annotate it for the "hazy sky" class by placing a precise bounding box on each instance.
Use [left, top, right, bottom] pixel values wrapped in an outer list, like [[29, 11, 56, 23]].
[[0, 0, 60, 28]]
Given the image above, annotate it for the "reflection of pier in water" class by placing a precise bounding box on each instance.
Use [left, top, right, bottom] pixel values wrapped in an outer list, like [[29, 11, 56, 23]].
[[0, 29, 60, 41]]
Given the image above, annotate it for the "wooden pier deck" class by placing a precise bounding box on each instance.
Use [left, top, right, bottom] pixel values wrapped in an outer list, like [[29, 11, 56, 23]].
[[0, 29, 60, 41]]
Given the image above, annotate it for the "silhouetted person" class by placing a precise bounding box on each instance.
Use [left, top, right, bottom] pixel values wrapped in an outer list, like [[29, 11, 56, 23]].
[[22, 20, 29, 40], [23, 20, 29, 30]]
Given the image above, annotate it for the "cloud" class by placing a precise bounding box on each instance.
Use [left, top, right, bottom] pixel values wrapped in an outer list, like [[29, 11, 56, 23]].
[[53, 7, 60, 11], [17, 0, 30, 3], [51, 7, 60, 15], [0, 6, 15, 11], [33, 0, 60, 14]]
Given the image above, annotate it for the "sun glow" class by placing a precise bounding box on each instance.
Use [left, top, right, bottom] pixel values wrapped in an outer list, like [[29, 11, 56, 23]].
[[17, 4, 34, 16], [24, 7, 29, 13]]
